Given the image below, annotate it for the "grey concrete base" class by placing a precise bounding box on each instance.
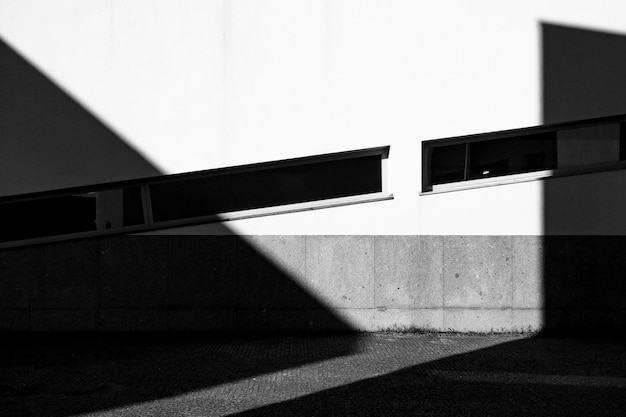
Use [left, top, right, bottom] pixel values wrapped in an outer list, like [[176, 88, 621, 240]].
[[1, 235, 625, 332]]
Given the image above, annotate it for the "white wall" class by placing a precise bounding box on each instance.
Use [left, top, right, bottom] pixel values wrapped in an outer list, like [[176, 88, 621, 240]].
[[2, 0, 626, 235]]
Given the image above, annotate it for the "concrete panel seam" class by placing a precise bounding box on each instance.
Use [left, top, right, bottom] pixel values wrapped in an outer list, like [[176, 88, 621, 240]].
[[439, 236, 444, 316], [508, 235, 514, 311], [304, 235, 308, 286]]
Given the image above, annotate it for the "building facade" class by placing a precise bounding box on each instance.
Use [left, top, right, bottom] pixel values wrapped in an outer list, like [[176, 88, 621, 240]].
[[1, 0, 626, 332]]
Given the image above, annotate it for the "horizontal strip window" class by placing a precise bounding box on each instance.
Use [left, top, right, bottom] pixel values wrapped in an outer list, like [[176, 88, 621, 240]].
[[0, 186, 145, 243], [149, 155, 383, 223], [0, 146, 390, 248], [422, 117, 626, 193]]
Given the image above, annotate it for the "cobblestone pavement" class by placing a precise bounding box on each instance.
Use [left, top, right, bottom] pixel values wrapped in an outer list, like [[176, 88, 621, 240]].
[[1, 333, 625, 416]]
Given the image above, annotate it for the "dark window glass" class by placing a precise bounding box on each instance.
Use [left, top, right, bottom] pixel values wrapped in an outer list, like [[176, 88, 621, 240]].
[[0, 186, 144, 243], [150, 155, 382, 223], [468, 132, 557, 180], [122, 187, 145, 226], [429, 143, 466, 185]]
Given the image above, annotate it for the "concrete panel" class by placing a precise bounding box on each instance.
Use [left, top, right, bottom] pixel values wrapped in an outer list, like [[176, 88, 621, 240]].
[[0, 246, 41, 308], [167, 309, 238, 332], [99, 236, 169, 308], [542, 236, 626, 310], [543, 237, 589, 309], [511, 309, 544, 332], [443, 308, 513, 333], [306, 308, 358, 332], [373, 236, 443, 309], [328, 308, 443, 332], [236, 308, 352, 333], [542, 308, 626, 330], [99, 309, 168, 332], [363, 308, 444, 332], [31, 240, 99, 309], [443, 236, 513, 308], [586, 237, 626, 309], [243, 236, 307, 281], [264, 309, 321, 332], [305, 236, 375, 308], [511, 236, 544, 309], [0, 309, 30, 331], [235, 308, 270, 332], [167, 236, 239, 308], [31, 309, 96, 332], [6, 233, 626, 334], [236, 236, 310, 309]]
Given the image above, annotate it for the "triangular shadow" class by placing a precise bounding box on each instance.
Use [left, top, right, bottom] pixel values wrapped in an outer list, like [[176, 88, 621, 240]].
[[0, 37, 162, 197]]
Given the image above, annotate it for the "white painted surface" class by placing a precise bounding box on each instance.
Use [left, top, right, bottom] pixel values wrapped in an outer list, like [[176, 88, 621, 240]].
[[1, 1, 626, 235]]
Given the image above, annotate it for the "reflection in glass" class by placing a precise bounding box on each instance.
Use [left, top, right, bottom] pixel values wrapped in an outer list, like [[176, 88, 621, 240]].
[[429, 143, 466, 185], [468, 133, 557, 180]]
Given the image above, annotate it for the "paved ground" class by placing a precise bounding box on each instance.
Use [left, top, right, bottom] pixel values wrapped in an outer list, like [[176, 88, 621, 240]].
[[1, 332, 625, 416]]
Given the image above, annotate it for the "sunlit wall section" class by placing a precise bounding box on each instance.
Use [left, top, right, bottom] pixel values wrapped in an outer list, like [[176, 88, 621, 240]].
[[1, 1, 626, 235]]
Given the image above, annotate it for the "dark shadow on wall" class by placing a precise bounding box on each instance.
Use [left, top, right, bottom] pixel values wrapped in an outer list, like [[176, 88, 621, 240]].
[[541, 234, 626, 333], [0, 37, 162, 197], [542, 164, 626, 332], [0, 233, 359, 417], [0, 34, 364, 415], [542, 23, 626, 333], [542, 22, 626, 124], [229, 336, 626, 416]]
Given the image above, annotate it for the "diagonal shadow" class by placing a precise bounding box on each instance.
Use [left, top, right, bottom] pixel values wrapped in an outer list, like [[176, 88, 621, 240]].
[[0, 36, 162, 197], [0, 36, 361, 416], [228, 20, 626, 417], [227, 336, 626, 416], [0, 234, 361, 417]]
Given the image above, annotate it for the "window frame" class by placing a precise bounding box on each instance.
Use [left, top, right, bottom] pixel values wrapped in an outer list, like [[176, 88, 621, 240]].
[[421, 114, 626, 194], [0, 146, 391, 249]]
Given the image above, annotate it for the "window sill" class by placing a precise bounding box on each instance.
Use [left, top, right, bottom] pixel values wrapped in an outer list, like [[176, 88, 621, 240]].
[[0, 192, 394, 249], [151, 192, 394, 228], [421, 160, 626, 195]]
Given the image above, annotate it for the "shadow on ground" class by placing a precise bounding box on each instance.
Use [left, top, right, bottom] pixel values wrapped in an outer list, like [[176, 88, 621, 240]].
[[231, 335, 626, 417], [0, 333, 364, 416], [1, 334, 625, 416]]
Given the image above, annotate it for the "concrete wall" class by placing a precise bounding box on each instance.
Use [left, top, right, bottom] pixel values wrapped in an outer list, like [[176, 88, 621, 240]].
[[2, 235, 624, 333]]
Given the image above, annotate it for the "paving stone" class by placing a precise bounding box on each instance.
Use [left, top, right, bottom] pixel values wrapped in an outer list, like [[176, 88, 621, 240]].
[[2, 333, 625, 416]]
